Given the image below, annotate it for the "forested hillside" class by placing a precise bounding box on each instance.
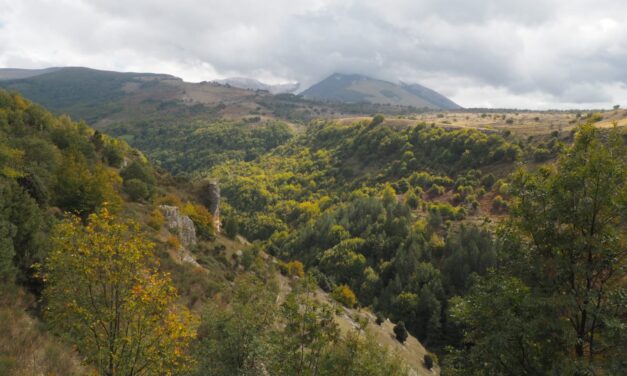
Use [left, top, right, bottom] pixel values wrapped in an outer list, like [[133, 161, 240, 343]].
[[0, 91, 440, 375], [1, 88, 625, 375], [207, 116, 626, 373]]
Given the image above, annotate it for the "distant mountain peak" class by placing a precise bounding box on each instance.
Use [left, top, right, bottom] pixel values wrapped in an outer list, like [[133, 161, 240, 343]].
[[301, 73, 461, 110], [214, 77, 299, 94]]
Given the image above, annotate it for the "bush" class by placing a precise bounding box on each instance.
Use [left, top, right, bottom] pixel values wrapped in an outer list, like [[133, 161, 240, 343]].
[[375, 312, 385, 326], [332, 284, 357, 308], [533, 147, 552, 162], [370, 114, 385, 127], [481, 174, 496, 190], [103, 144, 124, 168], [393, 321, 408, 343], [424, 354, 434, 369], [492, 195, 508, 212], [147, 208, 165, 230], [286, 260, 305, 278], [405, 190, 420, 209], [166, 235, 181, 250], [182, 203, 215, 240], [223, 216, 239, 239], [120, 161, 155, 185], [428, 184, 445, 197], [154, 194, 183, 207], [123, 179, 150, 201]]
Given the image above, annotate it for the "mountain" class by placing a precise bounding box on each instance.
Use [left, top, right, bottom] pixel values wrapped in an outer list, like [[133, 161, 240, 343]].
[[0, 67, 64, 80], [0, 66, 185, 122], [215, 77, 299, 94], [301, 73, 461, 110], [0, 66, 271, 123], [0, 66, 427, 125]]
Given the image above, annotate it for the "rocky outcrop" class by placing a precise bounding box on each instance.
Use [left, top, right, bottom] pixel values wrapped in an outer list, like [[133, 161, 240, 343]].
[[159, 205, 199, 266], [205, 180, 221, 233]]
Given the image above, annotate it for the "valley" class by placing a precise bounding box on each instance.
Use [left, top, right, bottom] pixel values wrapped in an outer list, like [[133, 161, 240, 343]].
[[0, 67, 625, 376]]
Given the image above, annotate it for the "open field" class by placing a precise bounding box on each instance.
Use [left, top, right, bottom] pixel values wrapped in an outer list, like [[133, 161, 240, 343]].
[[337, 108, 627, 137]]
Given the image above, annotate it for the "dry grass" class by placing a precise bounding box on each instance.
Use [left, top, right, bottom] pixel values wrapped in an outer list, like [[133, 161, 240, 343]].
[[0, 288, 89, 376], [337, 109, 627, 138]]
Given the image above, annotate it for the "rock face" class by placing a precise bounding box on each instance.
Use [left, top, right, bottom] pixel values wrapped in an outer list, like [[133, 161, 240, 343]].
[[159, 205, 199, 266], [206, 181, 221, 233]]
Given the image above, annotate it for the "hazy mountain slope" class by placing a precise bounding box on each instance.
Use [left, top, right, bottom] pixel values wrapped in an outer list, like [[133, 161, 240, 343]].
[[301, 73, 461, 109], [215, 77, 299, 94], [400, 82, 461, 110], [0, 67, 428, 127], [0, 67, 63, 80], [0, 67, 184, 122]]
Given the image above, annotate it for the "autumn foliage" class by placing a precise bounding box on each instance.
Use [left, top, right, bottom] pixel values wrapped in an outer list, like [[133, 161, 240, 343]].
[[42, 209, 196, 376]]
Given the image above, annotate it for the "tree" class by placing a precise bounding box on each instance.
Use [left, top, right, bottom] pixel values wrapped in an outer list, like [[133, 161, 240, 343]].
[[509, 124, 626, 367], [393, 321, 408, 343], [0, 218, 16, 283], [0, 180, 45, 286], [272, 276, 340, 375], [320, 332, 408, 376], [449, 125, 626, 374], [222, 216, 239, 239], [448, 274, 557, 375], [123, 178, 150, 201], [54, 150, 121, 217], [193, 275, 277, 376], [120, 160, 156, 186], [42, 209, 196, 376]]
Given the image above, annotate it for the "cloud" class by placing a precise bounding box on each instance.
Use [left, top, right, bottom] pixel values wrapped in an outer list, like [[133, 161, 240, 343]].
[[0, 0, 626, 109]]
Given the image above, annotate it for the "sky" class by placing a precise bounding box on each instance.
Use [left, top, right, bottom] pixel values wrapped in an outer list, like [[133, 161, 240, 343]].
[[0, 0, 626, 109]]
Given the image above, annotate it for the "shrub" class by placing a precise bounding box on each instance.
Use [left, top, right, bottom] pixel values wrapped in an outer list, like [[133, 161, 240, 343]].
[[332, 284, 357, 307], [481, 174, 496, 190], [166, 235, 181, 250], [182, 203, 215, 240], [424, 354, 434, 369], [375, 312, 385, 325], [223, 216, 239, 239], [120, 160, 156, 186], [103, 144, 124, 168], [492, 195, 508, 212], [286, 260, 305, 278], [154, 194, 183, 207], [123, 178, 150, 201], [147, 208, 165, 230], [428, 184, 445, 197], [405, 190, 420, 209], [393, 321, 408, 343], [533, 147, 552, 162], [370, 114, 385, 127]]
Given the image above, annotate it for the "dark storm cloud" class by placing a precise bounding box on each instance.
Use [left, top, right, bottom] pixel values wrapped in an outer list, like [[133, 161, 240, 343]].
[[1, 0, 626, 108]]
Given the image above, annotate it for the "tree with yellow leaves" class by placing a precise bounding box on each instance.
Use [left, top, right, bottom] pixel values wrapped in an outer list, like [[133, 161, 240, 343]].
[[42, 209, 196, 376]]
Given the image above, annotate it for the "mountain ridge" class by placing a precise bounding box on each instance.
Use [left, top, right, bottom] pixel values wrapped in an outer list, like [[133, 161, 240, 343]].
[[214, 77, 299, 94], [301, 73, 461, 110]]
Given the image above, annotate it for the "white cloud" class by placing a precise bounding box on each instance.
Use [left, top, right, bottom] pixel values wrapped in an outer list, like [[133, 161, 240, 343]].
[[0, 0, 626, 109]]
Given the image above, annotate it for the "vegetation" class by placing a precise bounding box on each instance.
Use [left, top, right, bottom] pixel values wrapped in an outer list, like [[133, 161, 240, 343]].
[[193, 275, 408, 376], [107, 118, 294, 175], [43, 209, 196, 375], [1, 85, 625, 376], [447, 124, 626, 375], [394, 322, 409, 344]]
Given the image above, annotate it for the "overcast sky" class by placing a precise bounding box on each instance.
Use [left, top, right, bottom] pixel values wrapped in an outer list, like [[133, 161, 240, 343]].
[[1, 0, 626, 109]]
